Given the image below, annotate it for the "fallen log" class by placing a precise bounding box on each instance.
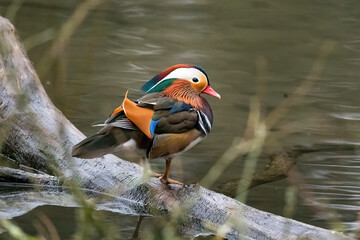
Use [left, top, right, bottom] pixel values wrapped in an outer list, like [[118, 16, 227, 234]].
[[0, 16, 351, 240]]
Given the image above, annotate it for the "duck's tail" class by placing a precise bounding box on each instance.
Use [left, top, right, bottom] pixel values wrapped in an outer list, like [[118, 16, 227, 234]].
[[72, 128, 130, 159]]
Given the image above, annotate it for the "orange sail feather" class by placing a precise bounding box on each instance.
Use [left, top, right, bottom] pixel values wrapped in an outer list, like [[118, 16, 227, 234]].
[[110, 105, 124, 116], [121, 91, 154, 139]]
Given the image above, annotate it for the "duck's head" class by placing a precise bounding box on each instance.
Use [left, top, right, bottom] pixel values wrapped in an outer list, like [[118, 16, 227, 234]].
[[141, 64, 221, 102]]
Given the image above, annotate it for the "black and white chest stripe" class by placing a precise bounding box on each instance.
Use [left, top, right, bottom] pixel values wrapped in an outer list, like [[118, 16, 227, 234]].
[[196, 110, 212, 136]]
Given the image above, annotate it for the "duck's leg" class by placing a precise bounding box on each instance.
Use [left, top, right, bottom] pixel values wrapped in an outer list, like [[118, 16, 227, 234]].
[[159, 158, 183, 185], [140, 157, 161, 177]]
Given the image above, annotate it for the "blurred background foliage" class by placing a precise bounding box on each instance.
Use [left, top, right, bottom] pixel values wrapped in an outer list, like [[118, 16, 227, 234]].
[[0, 0, 360, 239]]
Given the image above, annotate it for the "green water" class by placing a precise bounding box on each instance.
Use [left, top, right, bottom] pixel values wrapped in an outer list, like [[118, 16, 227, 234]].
[[1, 0, 360, 238]]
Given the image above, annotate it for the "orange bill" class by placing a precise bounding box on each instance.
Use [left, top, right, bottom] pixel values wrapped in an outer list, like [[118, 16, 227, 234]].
[[122, 91, 154, 139]]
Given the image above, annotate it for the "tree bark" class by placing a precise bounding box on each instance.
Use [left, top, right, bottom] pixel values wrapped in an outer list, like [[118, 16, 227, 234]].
[[0, 16, 351, 240]]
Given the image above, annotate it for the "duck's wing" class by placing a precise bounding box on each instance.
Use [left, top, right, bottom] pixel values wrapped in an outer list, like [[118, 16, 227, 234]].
[[101, 92, 199, 139], [137, 92, 199, 135]]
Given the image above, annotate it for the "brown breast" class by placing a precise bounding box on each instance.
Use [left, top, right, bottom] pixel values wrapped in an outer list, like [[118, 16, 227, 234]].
[[147, 129, 202, 159]]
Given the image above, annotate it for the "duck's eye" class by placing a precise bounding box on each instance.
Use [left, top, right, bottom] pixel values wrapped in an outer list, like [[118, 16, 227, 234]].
[[192, 77, 199, 83]]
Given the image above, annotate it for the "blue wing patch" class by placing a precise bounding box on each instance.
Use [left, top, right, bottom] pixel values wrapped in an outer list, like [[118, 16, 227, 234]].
[[170, 102, 191, 114], [149, 119, 160, 136]]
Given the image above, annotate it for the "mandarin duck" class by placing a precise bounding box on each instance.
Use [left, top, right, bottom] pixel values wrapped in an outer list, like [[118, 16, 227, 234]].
[[72, 64, 220, 185]]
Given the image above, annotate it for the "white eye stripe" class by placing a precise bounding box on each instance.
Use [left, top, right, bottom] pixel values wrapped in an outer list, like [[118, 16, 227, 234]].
[[162, 68, 206, 83]]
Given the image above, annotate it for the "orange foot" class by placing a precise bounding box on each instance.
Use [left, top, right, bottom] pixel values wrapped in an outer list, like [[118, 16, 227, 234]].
[[159, 175, 183, 185], [147, 170, 162, 178]]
